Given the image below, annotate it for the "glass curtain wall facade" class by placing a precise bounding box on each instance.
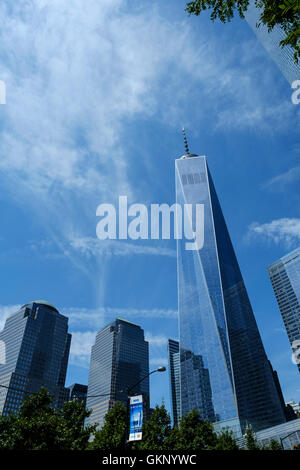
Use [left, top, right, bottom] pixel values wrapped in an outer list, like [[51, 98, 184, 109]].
[[167, 339, 181, 427], [175, 153, 286, 433], [0, 300, 71, 415], [86, 318, 149, 429], [245, 0, 300, 85], [67, 383, 88, 406], [268, 248, 300, 373]]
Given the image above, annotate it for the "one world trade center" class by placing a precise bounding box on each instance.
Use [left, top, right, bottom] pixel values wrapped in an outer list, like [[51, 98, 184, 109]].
[[175, 130, 286, 434]]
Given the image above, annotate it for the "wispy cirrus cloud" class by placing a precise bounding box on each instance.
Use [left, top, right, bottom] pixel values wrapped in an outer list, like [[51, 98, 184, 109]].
[[247, 218, 300, 248], [145, 333, 170, 371], [261, 166, 300, 191], [0, 0, 298, 286], [70, 237, 176, 258], [0, 0, 296, 200], [69, 331, 95, 368], [145, 333, 169, 348], [0, 304, 177, 332], [0, 0, 201, 278], [66, 306, 177, 331]]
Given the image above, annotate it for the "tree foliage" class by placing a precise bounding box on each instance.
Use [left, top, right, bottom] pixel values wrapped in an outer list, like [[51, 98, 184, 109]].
[[0, 388, 95, 450], [133, 404, 172, 450], [244, 426, 261, 450], [185, 0, 300, 62], [89, 401, 127, 450], [89, 403, 240, 451], [267, 438, 283, 450], [213, 428, 240, 450], [61, 399, 96, 450], [169, 409, 217, 450], [0, 393, 286, 450], [168, 409, 239, 450], [133, 406, 239, 450], [243, 426, 283, 450]]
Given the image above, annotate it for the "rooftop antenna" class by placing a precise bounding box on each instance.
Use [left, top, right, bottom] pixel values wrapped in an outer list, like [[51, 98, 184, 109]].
[[182, 127, 190, 155]]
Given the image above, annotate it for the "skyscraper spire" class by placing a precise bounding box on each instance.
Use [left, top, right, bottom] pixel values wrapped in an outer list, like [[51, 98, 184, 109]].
[[182, 128, 190, 155]]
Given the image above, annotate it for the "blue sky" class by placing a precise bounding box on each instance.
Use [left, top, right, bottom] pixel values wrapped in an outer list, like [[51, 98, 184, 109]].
[[0, 0, 299, 414]]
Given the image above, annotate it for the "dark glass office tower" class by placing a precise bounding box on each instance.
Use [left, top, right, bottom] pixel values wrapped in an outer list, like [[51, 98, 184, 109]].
[[268, 248, 300, 373], [268, 361, 297, 421], [175, 142, 286, 434], [0, 300, 71, 415], [167, 339, 181, 427], [67, 383, 88, 406], [86, 318, 149, 429], [181, 348, 215, 423]]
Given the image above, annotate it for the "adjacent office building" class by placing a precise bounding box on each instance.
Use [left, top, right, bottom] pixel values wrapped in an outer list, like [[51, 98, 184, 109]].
[[181, 348, 215, 424], [0, 300, 71, 415], [67, 383, 88, 406], [86, 318, 149, 429], [245, 0, 300, 85], [167, 339, 181, 427], [286, 401, 300, 418], [269, 360, 297, 421], [244, 0, 300, 85], [175, 134, 286, 434], [268, 248, 300, 373]]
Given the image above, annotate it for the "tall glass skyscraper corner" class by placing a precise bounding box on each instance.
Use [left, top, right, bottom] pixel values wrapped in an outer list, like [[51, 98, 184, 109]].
[[245, 0, 300, 85], [86, 318, 149, 429], [175, 148, 286, 434], [268, 248, 300, 373], [167, 339, 181, 427], [0, 300, 71, 415]]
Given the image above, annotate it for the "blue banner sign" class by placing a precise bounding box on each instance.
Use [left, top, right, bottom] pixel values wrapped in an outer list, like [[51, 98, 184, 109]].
[[129, 395, 143, 441]]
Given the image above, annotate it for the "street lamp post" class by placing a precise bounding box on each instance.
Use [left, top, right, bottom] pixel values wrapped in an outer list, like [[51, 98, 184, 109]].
[[125, 366, 166, 445]]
